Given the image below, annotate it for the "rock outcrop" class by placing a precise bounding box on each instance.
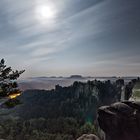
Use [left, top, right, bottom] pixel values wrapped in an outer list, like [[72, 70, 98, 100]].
[[77, 134, 100, 140], [98, 101, 140, 140]]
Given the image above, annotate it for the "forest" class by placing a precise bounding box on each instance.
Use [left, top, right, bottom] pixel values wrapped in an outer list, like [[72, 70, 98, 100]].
[[0, 78, 135, 140]]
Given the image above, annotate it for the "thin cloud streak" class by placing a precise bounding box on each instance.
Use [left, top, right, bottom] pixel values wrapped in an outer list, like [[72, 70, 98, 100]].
[[0, 0, 140, 77]]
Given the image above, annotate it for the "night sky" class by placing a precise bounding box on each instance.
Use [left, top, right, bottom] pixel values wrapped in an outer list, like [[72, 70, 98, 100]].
[[0, 0, 140, 77]]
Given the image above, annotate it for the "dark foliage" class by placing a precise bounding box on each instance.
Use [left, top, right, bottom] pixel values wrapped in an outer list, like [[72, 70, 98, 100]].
[[0, 117, 96, 140], [0, 78, 136, 139], [0, 59, 25, 98]]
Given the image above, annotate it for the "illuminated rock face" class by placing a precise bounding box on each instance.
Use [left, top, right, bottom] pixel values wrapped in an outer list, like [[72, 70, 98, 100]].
[[98, 101, 140, 140], [130, 81, 140, 101], [77, 134, 100, 140]]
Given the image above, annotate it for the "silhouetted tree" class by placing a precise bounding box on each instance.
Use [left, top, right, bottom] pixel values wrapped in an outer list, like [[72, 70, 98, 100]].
[[0, 58, 25, 98]]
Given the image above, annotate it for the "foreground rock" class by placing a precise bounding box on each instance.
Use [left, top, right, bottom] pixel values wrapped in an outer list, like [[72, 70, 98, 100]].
[[77, 134, 100, 140], [98, 101, 140, 140]]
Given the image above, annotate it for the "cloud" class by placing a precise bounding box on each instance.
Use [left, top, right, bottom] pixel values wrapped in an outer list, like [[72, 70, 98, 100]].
[[0, 1, 70, 58], [0, 0, 140, 77]]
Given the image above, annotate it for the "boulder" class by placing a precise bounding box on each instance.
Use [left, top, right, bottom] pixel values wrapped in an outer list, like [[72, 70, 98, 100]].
[[98, 101, 140, 140]]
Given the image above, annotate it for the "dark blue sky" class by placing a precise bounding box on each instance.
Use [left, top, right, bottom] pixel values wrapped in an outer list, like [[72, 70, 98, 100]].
[[0, 0, 140, 77]]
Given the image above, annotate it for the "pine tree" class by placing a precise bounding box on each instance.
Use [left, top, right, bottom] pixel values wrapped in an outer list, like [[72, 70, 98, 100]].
[[0, 58, 25, 98]]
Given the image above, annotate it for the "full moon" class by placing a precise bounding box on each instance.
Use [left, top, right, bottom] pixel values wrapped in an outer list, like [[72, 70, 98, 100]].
[[35, 4, 56, 24]]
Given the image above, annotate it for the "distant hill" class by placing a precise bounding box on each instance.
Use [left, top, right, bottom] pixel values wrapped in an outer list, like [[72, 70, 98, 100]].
[[18, 76, 138, 91], [69, 75, 84, 79], [18, 77, 96, 91]]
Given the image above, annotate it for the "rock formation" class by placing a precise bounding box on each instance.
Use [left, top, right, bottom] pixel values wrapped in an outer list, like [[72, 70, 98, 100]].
[[98, 101, 140, 140], [77, 134, 100, 140]]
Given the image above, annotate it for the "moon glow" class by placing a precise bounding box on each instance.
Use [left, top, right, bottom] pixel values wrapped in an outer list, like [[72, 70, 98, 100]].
[[35, 4, 56, 24]]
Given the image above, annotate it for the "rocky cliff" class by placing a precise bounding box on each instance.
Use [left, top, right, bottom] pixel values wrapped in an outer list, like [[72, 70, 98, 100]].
[[98, 101, 140, 140]]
